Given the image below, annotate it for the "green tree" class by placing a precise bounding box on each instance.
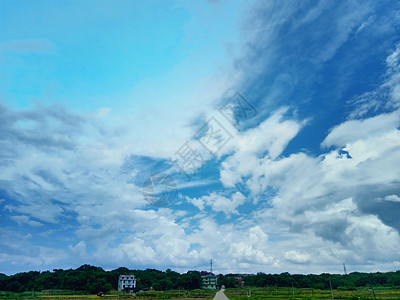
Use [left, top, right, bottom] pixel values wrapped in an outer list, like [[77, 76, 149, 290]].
[[7, 281, 22, 292], [218, 275, 236, 288], [177, 272, 202, 290], [159, 278, 173, 290]]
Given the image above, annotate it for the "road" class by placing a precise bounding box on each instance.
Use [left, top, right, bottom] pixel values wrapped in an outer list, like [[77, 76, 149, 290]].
[[213, 288, 229, 300]]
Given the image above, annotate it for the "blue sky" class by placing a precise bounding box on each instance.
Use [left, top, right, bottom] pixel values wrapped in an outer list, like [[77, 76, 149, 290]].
[[1, 0, 400, 276]]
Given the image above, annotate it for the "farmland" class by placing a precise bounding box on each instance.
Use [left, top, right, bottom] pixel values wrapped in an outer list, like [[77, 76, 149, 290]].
[[0, 289, 215, 300], [224, 286, 400, 300], [2, 287, 400, 300]]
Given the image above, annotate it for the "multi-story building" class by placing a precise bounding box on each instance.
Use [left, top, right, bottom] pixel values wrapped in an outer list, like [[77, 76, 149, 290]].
[[234, 275, 245, 287], [201, 272, 217, 289], [118, 274, 137, 291]]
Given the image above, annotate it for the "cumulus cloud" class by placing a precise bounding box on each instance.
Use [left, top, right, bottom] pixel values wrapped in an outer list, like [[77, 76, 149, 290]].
[[257, 116, 400, 244], [227, 225, 272, 266], [384, 194, 400, 202], [220, 108, 303, 193], [206, 43, 400, 272], [186, 191, 246, 215], [322, 109, 400, 147], [284, 251, 311, 264]]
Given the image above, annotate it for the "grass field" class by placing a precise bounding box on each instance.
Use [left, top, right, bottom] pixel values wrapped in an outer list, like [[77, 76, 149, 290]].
[[224, 286, 400, 300], [1, 287, 400, 300], [0, 289, 216, 300]]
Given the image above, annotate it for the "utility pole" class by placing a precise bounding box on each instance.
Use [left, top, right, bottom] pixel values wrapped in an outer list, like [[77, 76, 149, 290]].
[[329, 279, 334, 300], [343, 263, 347, 275], [210, 259, 213, 273]]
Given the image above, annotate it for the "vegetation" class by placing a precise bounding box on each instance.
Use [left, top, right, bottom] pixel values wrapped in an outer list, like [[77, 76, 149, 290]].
[[242, 271, 400, 289], [0, 265, 399, 297], [0, 289, 216, 300], [0, 265, 202, 294], [224, 286, 400, 300]]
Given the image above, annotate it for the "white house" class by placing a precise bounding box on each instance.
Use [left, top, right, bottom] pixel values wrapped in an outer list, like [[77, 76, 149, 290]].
[[202, 273, 217, 289], [118, 274, 137, 291]]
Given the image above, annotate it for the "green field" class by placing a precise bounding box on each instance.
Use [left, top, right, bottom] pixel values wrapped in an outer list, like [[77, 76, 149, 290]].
[[1, 287, 400, 300], [224, 287, 400, 300], [0, 289, 215, 300]]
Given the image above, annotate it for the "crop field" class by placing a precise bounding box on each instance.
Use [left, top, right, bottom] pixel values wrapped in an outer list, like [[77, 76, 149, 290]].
[[0, 289, 215, 300], [1, 287, 400, 300], [224, 287, 400, 300]]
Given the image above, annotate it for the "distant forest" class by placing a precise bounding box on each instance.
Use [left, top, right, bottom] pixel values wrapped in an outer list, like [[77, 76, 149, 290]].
[[0, 265, 399, 294]]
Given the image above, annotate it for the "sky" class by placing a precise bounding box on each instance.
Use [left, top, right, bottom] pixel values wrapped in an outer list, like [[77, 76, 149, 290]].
[[1, 0, 400, 276]]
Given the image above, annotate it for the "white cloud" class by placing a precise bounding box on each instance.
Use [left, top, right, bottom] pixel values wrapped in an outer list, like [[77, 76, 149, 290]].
[[284, 251, 311, 264], [186, 191, 246, 215], [355, 15, 375, 34], [227, 226, 272, 266], [183, 218, 275, 272], [384, 44, 400, 109], [68, 241, 87, 257], [187, 196, 206, 211], [230, 242, 272, 265], [10, 215, 44, 227], [322, 109, 400, 148], [384, 194, 400, 202], [220, 108, 303, 192], [349, 44, 400, 119], [236, 115, 400, 267], [9, 203, 64, 224], [212, 66, 400, 270]]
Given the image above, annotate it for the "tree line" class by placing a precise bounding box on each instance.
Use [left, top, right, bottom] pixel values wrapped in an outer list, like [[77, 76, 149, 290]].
[[224, 271, 400, 290], [0, 265, 399, 294], [0, 265, 202, 293]]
